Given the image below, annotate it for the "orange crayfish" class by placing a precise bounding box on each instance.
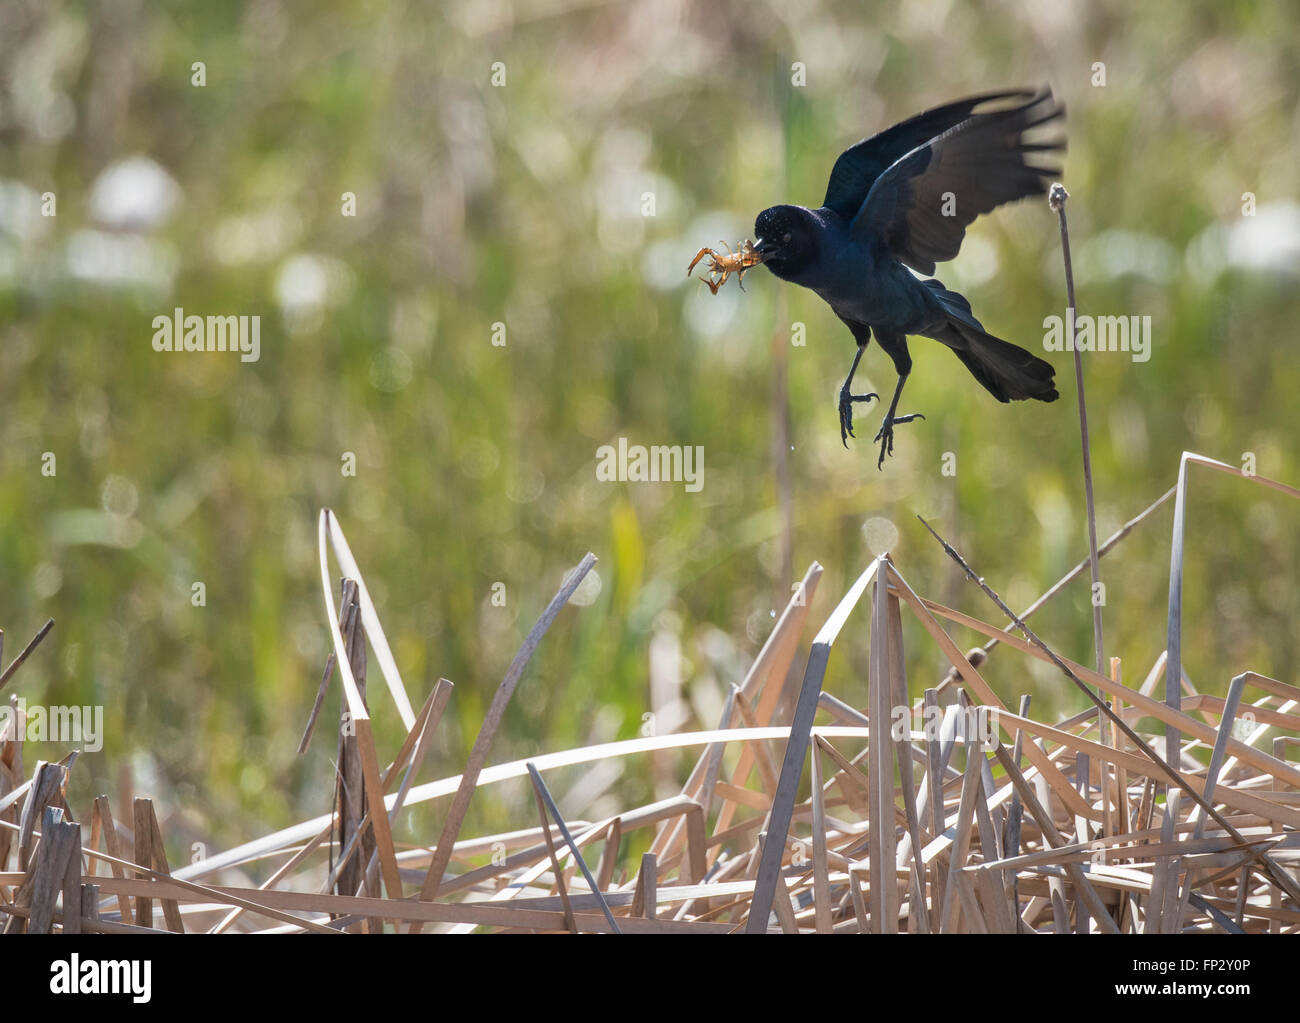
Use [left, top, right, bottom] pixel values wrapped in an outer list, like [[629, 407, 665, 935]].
[[686, 239, 764, 294]]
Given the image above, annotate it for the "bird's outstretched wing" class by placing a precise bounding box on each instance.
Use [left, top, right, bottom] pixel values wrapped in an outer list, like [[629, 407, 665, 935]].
[[851, 87, 1064, 275], [820, 88, 1039, 222]]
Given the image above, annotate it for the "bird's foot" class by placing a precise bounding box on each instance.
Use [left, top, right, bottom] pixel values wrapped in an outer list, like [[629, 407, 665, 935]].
[[838, 387, 879, 447], [873, 412, 926, 470]]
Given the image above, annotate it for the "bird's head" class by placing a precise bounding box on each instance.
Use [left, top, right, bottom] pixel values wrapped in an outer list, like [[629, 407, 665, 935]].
[[753, 205, 817, 280]]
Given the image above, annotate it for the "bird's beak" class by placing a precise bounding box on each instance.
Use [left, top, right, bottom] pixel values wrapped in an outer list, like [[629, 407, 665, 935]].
[[751, 238, 774, 261]]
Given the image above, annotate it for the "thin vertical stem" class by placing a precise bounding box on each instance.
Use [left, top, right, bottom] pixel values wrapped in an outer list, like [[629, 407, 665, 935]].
[[1050, 183, 1106, 741]]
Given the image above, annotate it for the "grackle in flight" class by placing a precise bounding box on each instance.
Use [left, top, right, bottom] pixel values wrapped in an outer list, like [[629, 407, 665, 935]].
[[750, 87, 1065, 468]]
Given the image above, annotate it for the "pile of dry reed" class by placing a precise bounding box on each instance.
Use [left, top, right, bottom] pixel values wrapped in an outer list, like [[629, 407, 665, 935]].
[[2, 450, 1297, 934]]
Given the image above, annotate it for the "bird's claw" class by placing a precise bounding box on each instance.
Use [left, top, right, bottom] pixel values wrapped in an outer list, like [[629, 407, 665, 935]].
[[872, 412, 926, 470], [838, 389, 879, 447]]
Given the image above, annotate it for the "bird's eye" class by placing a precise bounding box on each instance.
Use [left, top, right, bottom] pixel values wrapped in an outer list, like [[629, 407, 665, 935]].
[[782, 232, 792, 243]]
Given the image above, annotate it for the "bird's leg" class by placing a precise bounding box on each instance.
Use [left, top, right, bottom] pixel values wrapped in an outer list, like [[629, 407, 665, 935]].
[[872, 370, 926, 470], [837, 342, 878, 447]]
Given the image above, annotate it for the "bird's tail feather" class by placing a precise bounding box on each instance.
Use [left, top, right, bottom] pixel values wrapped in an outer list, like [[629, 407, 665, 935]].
[[949, 328, 1060, 403], [922, 280, 1059, 403]]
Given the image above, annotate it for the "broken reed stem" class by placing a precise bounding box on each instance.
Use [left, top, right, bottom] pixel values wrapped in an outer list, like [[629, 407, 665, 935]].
[[938, 485, 1175, 693], [914, 514, 1300, 906], [297, 651, 336, 755], [1049, 183, 1105, 743], [0, 618, 54, 695], [526, 763, 621, 934], [410, 551, 598, 922]]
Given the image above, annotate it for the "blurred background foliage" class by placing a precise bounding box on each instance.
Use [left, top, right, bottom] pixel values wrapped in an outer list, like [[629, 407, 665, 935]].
[[1, 0, 1298, 872]]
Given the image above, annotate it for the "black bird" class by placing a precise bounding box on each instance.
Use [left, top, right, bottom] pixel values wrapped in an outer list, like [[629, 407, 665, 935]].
[[750, 87, 1065, 468]]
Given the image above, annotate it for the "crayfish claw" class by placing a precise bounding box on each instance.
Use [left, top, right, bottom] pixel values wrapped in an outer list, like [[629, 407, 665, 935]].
[[687, 247, 714, 277]]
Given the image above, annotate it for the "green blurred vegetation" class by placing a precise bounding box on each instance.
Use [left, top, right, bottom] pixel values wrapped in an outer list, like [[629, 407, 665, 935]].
[[1, 0, 1298, 873]]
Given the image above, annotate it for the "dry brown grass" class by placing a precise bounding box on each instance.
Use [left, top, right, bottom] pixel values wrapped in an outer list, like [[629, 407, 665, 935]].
[[2, 453, 1298, 933]]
